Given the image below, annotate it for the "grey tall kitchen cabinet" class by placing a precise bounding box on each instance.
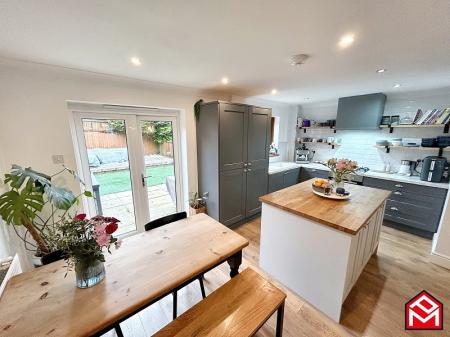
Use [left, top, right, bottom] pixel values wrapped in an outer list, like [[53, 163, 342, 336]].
[[196, 101, 271, 226]]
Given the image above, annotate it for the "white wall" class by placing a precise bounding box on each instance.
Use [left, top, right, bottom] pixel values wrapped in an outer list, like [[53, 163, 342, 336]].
[[232, 95, 298, 162], [0, 58, 229, 268]]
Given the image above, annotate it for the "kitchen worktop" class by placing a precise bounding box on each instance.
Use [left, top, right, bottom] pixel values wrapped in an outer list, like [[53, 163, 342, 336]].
[[259, 179, 391, 235], [270, 161, 449, 189]]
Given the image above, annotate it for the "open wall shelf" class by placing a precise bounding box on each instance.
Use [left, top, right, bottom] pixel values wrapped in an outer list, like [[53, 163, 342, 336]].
[[380, 124, 449, 134], [299, 141, 341, 149], [298, 126, 336, 133], [374, 145, 450, 156]]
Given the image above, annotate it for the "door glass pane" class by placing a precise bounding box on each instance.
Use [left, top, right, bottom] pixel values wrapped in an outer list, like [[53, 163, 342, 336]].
[[140, 120, 177, 220], [81, 119, 137, 235]]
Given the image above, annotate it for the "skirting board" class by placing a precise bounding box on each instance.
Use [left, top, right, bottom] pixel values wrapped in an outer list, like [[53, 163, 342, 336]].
[[430, 252, 450, 270]]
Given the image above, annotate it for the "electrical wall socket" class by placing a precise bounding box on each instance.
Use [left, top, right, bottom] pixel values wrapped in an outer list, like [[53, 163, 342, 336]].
[[52, 155, 65, 164]]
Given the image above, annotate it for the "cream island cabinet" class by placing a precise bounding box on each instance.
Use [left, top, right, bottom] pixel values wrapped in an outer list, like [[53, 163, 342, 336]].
[[259, 179, 390, 321]]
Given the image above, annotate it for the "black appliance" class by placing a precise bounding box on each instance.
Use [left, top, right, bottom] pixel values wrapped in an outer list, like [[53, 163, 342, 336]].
[[419, 156, 449, 182]]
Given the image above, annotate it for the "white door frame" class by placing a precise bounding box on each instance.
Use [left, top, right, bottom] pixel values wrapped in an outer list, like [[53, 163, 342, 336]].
[[68, 101, 185, 236]]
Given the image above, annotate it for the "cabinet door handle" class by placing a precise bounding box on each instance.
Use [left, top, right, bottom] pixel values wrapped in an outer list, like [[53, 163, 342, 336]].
[[394, 191, 403, 195], [394, 184, 404, 188], [243, 169, 247, 173], [247, 168, 252, 172], [390, 206, 399, 211], [248, 162, 252, 166], [244, 163, 248, 167]]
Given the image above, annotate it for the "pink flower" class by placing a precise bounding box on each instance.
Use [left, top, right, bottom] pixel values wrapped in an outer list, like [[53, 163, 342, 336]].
[[94, 223, 107, 235], [74, 213, 87, 221], [95, 233, 111, 247]]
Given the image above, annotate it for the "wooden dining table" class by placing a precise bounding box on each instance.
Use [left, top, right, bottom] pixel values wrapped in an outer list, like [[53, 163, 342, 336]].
[[0, 213, 249, 337]]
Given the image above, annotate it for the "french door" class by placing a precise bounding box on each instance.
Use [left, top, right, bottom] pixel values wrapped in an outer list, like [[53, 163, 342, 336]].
[[72, 110, 182, 236]]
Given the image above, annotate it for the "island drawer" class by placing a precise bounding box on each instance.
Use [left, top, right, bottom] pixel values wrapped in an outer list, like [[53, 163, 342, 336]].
[[384, 200, 441, 232], [363, 177, 447, 198], [388, 190, 446, 210]]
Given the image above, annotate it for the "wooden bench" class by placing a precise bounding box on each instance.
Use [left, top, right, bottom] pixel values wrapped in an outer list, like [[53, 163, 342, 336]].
[[153, 267, 286, 337]]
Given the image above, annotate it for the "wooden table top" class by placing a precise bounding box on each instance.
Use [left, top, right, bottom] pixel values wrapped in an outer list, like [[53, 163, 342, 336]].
[[153, 267, 286, 337], [260, 179, 391, 235], [0, 214, 249, 337]]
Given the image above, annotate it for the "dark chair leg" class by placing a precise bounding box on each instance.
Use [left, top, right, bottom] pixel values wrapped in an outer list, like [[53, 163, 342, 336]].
[[198, 275, 206, 299], [172, 291, 178, 320], [115, 324, 124, 337], [276, 301, 285, 337]]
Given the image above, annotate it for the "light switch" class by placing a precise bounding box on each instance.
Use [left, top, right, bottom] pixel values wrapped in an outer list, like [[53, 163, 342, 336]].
[[52, 155, 65, 164]]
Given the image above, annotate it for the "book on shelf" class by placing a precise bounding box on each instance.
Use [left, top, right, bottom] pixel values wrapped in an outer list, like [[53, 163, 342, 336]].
[[412, 109, 423, 124], [437, 108, 450, 124], [416, 109, 434, 125]]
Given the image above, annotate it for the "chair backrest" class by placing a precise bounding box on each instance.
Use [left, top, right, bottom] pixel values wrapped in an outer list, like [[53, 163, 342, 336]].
[[144, 212, 187, 231], [41, 250, 64, 266]]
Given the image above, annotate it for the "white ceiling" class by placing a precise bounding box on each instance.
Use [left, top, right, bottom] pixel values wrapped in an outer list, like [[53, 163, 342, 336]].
[[1, 0, 449, 104]]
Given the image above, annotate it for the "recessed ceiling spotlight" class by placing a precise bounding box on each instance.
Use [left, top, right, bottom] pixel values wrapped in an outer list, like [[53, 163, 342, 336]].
[[271, 89, 278, 95], [393, 83, 401, 88], [130, 57, 142, 66], [221, 77, 229, 85], [305, 97, 311, 101], [338, 33, 355, 49], [290, 54, 310, 66], [376, 68, 387, 73]]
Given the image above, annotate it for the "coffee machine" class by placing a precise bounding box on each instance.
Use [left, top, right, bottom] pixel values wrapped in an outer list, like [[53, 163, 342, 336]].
[[296, 145, 315, 163]]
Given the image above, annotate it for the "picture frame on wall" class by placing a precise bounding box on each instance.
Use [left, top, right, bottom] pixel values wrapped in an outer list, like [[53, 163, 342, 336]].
[[380, 115, 391, 125]]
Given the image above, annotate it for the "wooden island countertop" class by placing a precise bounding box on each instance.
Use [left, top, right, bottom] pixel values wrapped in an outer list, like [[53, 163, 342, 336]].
[[259, 179, 391, 235]]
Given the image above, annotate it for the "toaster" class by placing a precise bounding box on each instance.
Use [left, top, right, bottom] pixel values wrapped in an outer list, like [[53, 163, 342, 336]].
[[402, 138, 422, 147]]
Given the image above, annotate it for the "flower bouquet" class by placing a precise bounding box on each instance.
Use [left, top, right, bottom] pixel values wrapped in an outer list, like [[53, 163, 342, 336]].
[[325, 158, 358, 188], [56, 214, 121, 288]]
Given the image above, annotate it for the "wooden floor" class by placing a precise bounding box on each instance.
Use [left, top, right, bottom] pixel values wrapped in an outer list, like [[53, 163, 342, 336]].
[[106, 218, 450, 337]]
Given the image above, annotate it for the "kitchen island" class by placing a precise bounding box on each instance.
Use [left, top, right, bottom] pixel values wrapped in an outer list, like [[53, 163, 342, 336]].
[[259, 179, 391, 321]]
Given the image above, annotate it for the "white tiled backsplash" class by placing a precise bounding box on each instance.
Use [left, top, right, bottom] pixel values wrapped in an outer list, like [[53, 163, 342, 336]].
[[296, 127, 449, 172]]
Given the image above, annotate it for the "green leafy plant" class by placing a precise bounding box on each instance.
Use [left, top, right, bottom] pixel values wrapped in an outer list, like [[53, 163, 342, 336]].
[[189, 192, 206, 209], [107, 120, 173, 144], [0, 165, 91, 256], [194, 99, 203, 121]]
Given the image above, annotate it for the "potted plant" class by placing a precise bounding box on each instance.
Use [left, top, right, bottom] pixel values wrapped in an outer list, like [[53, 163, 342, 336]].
[[55, 213, 120, 288], [0, 165, 91, 266], [324, 158, 358, 188], [189, 192, 207, 215]]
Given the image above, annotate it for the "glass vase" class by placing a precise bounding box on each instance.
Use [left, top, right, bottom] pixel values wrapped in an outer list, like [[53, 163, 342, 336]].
[[75, 259, 105, 289], [332, 172, 345, 190]]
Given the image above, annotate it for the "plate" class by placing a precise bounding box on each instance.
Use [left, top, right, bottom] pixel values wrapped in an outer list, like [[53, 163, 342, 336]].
[[312, 189, 351, 200]]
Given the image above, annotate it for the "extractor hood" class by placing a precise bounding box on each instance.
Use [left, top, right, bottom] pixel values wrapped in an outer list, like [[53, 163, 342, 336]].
[[336, 93, 386, 130]]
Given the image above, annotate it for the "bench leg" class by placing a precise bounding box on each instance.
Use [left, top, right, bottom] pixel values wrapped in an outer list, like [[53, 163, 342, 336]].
[[227, 250, 242, 278], [172, 291, 178, 320], [276, 301, 285, 337]]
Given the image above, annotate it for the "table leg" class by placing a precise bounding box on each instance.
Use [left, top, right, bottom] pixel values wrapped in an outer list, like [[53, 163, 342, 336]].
[[276, 301, 285, 337], [227, 250, 242, 278]]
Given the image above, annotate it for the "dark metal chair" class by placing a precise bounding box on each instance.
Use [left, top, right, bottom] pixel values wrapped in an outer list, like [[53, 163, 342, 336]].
[[145, 211, 206, 319]]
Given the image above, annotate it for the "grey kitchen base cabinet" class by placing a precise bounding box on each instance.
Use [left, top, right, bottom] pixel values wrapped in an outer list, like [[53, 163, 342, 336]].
[[363, 176, 447, 238], [197, 101, 271, 227], [268, 168, 300, 193]]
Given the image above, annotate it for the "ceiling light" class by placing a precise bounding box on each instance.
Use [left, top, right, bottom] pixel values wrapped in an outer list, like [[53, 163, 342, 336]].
[[271, 89, 277, 95], [130, 57, 141, 66], [393, 84, 401, 88], [338, 34, 355, 49], [305, 97, 311, 101], [376, 68, 387, 73], [221, 77, 229, 85], [290, 54, 310, 66]]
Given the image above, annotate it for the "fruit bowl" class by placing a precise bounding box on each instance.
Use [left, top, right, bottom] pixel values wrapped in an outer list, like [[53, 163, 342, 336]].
[[311, 184, 326, 193]]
